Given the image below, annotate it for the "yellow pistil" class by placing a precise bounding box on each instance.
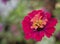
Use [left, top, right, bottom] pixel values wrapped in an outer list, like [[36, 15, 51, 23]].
[[31, 15, 48, 30]]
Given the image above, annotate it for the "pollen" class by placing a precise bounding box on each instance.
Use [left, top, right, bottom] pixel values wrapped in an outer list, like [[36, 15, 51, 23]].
[[31, 15, 48, 29]]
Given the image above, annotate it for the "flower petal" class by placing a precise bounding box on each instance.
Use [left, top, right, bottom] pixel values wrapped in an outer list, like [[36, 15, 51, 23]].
[[28, 10, 37, 18], [28, 10, 43, 19], [46, 18, 57, 28], [45, 12, 51, 19], [32, 31, 44, 41], [44, 27, 55, 38], [25, 33, 32, 40], [22, 16, 32, 34]]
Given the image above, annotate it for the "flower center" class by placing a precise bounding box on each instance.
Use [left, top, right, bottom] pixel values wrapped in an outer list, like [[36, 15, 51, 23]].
[[31, 14, 48, 31]]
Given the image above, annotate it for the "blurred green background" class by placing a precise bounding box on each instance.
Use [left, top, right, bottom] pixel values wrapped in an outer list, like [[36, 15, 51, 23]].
[[0, 0, 60, 44]]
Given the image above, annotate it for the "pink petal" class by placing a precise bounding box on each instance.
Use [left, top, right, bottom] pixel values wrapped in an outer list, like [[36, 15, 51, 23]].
[[39, 31, 44, 37], [28, 10, 37, 18], [45, 12, 51, 19], [46, 18, 57, 28], [45, 32, 52, 38], [22, 16, 32, 34], [46, 27, 55, 34], [22, 16, 31, 23], [44, 27, 55, 38], [32, 31, 44, 41], [28, 10, 43, 19], [25, 33, 32, 40]]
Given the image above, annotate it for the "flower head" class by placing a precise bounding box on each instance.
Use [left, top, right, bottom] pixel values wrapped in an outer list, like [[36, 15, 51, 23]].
[[2, 0, 10, 4], [22, 10, 57, 41]]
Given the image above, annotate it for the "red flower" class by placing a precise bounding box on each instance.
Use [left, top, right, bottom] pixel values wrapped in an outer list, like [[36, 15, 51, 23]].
[[22, 10, 57, 41]]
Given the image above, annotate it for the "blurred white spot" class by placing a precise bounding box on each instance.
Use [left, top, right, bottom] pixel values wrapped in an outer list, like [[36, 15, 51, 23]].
[[56, 3, 60, 8], [0, 0, 19, 20]]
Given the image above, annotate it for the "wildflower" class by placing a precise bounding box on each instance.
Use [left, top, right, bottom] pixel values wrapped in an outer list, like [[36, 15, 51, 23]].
[[22, 10, 57, 41]]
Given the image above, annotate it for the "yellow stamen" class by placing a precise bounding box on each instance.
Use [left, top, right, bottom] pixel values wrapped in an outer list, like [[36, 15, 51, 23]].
[[31, 15, 48, 30]]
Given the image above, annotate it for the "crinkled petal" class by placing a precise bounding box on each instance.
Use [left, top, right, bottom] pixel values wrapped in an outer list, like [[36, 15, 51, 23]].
[[46, 18, 57, 28], [28, 10, 43, 19], [28, 10, 37, 18], [44, 27, 55, 38], [45, 12, 51, 19], [22, 16, 32, 34], [25, 33, 32, 40], [32, 31, 44, 41]]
